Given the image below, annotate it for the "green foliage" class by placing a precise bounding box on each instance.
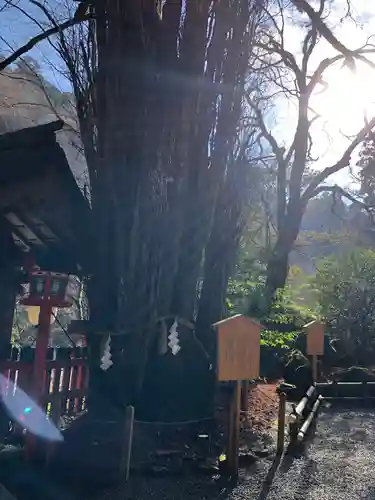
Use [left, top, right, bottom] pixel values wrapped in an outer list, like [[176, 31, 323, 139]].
[[313, 247, 375, 316], [313, 247, 375, 364], [11, 305, 30, 347], [227, 267, 317, 349], [302, 193, 347, 233], [259, 287, 316, 348], [357, 135, 375, 206], [227, 205, 319, 350]]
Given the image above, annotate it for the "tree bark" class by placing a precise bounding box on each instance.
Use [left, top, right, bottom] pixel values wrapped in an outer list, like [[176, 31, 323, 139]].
[[196, 173, 243, 357], [265, 206, 304, 301]]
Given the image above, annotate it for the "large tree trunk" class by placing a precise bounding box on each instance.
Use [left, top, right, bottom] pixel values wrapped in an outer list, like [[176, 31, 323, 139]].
[[265, 207, 304, 301], [196, 172, 244, 357], [82, 0, 160, 416], [71, 0, 260, 422]]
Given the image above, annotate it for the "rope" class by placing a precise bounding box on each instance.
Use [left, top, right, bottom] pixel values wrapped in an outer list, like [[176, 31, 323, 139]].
[[135, 416, 214, 426], [92, 416, 215, 426], [51, 311, 77, 348]]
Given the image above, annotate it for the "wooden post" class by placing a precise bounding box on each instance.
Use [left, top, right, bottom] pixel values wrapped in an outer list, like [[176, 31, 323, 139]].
[[304, 320, 324, 384], [213, 315, 263, 483], [297, 396, 322, 443], [119, 405, 135, 482], [289, 405, 299, 445], [25, 277, 53, 461], [241, 381, 250, 413], [227, 380, 241, 482], [227, 384, 235, 477], [294, 385, 316, 417], [276, 392, 286, 455], [312, 355, 318, 383]]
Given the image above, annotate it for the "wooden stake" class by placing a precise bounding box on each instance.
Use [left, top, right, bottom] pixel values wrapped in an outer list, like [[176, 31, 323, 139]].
[[227, 384, 234, 475], [241, 381, 250, 413], [312, 355, 318, 382], [276, 392, 286, 455], [227, 380, 241, 482], [119, 405, 135, 482]]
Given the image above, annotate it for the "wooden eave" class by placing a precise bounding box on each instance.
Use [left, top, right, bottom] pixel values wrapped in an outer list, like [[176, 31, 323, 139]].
[[0, 120, 93, 274]]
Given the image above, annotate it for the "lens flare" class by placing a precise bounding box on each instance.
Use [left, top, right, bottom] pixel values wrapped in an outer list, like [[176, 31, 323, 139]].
[[0, 374, 63, 442]]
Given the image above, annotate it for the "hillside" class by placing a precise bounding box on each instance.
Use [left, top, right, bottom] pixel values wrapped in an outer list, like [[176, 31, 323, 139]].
[[290, 194, 375, 275], [0, 61, 87, 189]]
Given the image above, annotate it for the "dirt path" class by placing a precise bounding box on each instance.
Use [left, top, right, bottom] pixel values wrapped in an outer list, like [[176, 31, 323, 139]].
[[93, 407, 375, 500]]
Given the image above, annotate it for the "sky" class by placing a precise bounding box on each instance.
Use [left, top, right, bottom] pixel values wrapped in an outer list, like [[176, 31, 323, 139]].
[[0, 0, 71, 91], [1, 0, 375, 189], [270, 1, 375, 188]]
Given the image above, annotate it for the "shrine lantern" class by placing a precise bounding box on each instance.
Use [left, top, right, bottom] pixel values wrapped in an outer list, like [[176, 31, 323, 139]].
[[20, 268, 80, 461], [21, 270, 79, 308]]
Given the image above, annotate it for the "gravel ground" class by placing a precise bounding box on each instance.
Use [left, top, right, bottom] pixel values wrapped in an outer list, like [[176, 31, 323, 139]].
[[232, 407, 375, 500], [102, 407, 375, 500]]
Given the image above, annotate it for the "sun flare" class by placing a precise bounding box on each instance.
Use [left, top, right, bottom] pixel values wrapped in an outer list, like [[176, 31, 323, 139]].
[[312, 60, 375, 135]]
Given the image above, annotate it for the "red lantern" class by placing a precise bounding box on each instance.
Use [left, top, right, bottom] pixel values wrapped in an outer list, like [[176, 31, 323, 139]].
[[21, 270, 77, 308]]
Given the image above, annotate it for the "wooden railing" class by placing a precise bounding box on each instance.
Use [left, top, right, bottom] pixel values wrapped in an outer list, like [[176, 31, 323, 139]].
[[0, 346, 89, 431], [289, 384, 322, 445]]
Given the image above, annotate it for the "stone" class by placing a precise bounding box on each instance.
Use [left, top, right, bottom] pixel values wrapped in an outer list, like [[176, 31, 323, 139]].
[[238, 452, 258, 466], [253, 448, 271, 458]]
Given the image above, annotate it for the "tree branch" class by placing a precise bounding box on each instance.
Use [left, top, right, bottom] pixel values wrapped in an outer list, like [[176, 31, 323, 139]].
[[291, 0, 354, 60], [0, 12, 90, 73], [307, 54, 343, 95], [293, 0, 375, 72], [245, 94, 288, 230], [301, 0, 324, 78], [309, 185, 375, 221], [302, 116, 375, 202], [255, 40, 303, 86], [245, 95, 283, 160]]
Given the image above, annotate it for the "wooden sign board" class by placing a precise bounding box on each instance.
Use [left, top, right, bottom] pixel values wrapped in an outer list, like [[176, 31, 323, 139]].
[[214, 314, 261, 382], [304, 320, 325, 356]]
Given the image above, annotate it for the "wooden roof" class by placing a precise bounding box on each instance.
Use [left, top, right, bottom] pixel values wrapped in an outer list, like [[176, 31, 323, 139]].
[[213, 314, 263, 329], [0, 120, 92, 274]]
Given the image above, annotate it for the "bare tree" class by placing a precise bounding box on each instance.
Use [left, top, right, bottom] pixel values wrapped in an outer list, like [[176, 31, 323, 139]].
[[249, 0, 375, 300], [0, 0, 91, 73]]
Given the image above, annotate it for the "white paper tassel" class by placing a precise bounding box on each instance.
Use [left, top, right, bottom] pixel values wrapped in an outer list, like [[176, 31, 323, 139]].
[[100, 334, 113, 371], [168, 319, 181, 355]]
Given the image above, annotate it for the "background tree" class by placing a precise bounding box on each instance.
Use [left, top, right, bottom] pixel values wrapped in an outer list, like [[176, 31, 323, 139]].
[[357, 133, 375, 207], [247, 0, 375, 301], [313, 248, 375, 366]]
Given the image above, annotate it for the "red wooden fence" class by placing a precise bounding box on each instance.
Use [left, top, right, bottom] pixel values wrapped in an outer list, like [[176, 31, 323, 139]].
[[0, 346, 89, 431]]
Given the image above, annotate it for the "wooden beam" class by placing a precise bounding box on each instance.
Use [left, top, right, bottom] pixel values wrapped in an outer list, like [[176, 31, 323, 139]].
[[12, 210, 59, 246], [4, 212, 46, 247]]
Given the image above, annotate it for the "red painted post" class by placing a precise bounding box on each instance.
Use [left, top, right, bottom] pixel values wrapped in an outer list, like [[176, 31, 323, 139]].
[[75, 350, 83, 412], [21, 269, 75, 461], [33, 302, 52, 400], [25, 276, 53, 460]]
